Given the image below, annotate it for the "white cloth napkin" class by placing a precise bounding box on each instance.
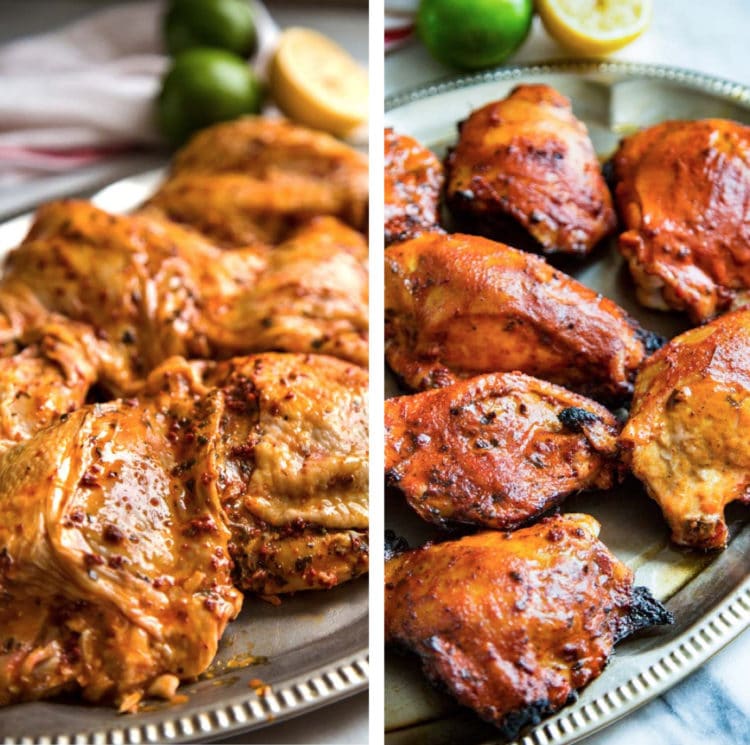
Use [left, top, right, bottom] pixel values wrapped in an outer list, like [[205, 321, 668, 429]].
[[0, 0, 278, 184], [385, 0, 417, 53]]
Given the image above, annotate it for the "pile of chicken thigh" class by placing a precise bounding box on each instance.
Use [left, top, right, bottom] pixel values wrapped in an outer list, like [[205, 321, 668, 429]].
[[385, 83, 750, 739], [0, 118, 369, 711]]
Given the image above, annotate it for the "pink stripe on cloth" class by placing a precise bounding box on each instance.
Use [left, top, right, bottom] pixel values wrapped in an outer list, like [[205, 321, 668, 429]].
[[0, 1, 278, 184], [385, 3, 416, 53], [385, 24, 415, 52], [0, 144, 134, 173]]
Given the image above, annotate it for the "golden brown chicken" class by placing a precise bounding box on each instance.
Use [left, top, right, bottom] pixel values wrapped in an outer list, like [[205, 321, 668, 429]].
[[385, 231, 661, 400], [0, 352, 368, 709], [620, 308, 750, 549], [385, 514, 671, 740], [445, 84, 616, 256], [0, 317, 101, 449], [206, 353, 369, 594], [385, 373, 622, 529], [0, 360, 243, 711], [613, 119, 750, 323], [384, 128, 444, 246], [0, 200, 367, 406], [145, 117, 368, 247]]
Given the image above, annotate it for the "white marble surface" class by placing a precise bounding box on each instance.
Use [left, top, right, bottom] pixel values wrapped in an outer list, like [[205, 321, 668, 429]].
[[386, 2, 750, 744]]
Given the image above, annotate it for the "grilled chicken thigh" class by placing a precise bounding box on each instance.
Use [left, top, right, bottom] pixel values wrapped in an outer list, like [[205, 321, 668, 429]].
[[621, 308, 750, 549], [445, 84, 615, 256], [0, 352, 368, 709], [226, 216, 369, 368], [384, 128, 444, 246], [0, 201, 367, 406], [385, 373, 621, 529], [385, 514, 671, 740], [145, 117, 368, 247], [206, 353, 369, 594], [0, 317, 100, 449], [0, 359, 243, 710], [613, 119, 750, 323], [385, 231, 660, 400]]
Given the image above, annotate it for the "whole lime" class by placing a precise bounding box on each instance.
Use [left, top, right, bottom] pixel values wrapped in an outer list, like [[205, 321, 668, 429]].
[[416, 0, 533, 71], [158, 48, 263, 146], [164, 0, 257, 58]]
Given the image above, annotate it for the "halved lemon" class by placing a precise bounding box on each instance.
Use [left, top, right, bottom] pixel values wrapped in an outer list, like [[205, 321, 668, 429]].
[[537, 0, 652, 57], [269, 27, 368, 138]]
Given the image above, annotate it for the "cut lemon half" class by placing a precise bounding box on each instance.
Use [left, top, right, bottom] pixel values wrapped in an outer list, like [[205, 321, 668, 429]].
[[269, 27, 368, 138], [537, 0, 652, 56]]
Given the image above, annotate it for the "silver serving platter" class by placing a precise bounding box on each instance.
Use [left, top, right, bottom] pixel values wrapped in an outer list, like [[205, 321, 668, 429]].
[[0, 171, 368, 745], [385, 61, 750, 745]]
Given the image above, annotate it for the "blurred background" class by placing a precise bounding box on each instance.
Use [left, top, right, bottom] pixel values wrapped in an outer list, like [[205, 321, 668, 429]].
[[0, 0, 368, 223], [386, 0, 750, 95]]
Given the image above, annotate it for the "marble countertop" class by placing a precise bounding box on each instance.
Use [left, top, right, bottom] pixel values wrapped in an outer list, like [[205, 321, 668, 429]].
[[386, 2, 750, 744]]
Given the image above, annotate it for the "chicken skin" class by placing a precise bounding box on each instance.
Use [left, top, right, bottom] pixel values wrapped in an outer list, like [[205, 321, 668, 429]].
[[613, 119, 750, 323], [445, 84, 616, 256], [620, 308, 750, 549], [0, 317, 101, 449], [385, 373, 622, 529], [385, 232, 661, 400], [0, 359, 243, 711], [0, 352, 368, 709], [385, 514, 671, 740], [384, 128, 444, 246], [0, 201, 367, 412], [205, 353, 369, 595], [145, 117, 368, 247]]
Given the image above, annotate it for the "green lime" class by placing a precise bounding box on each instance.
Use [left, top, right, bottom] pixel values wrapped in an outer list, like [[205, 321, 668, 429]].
[[416, 0, 533, 71], [158, 48, 263, 146], [164, 0, 257, 58]]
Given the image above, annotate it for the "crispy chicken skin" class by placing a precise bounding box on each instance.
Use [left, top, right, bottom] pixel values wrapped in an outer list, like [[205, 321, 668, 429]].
[[445, 84, 615, 256], [145, 117, 368, 246], [385, 232, 660, 400], [384, 128, 444, 246], [0, 201, 366, 413], [613, 119, 750, 323], [0, 353, 368, 708], [620, 308, 750, 549], [385, 514, 671, 740], [385, 373, 622, 529]]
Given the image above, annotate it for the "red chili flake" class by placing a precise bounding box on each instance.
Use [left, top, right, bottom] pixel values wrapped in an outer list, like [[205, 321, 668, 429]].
[[230, 443, 255, 459], [79, 470, 100, 488], [103, 524, 124, 544], [225, 377, 259, 413], [83, 553, 105, 568], [68, 509, 85, 524], [108, 555, 126, 569], [182, 515, 218, 537]]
